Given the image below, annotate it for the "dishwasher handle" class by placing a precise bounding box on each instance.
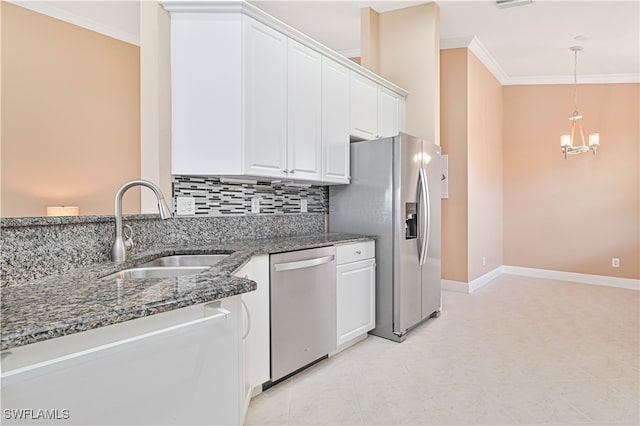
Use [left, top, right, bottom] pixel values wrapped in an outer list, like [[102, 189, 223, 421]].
[[273, 255, 335, 272]]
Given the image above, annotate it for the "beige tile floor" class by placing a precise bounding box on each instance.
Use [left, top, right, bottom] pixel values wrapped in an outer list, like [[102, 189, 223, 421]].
[[245, 274, 640, 425]]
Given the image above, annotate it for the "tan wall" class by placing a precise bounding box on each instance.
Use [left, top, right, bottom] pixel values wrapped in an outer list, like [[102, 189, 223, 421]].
[[467, 51, 503, 281], [504, 84, 639, 279], [360, 8, 379, 74], [361, 3, 440, 144], [440, 48, 503, 283], [440, 48, 468, 282], [1, 2, 140, 217]]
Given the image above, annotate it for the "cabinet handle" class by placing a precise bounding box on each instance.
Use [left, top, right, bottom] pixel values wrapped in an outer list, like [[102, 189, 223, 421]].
[[1, 307, 230, 379], [241, 298, 251, 340], [289, 170, 295, 174], [355, 250, 362, 255]]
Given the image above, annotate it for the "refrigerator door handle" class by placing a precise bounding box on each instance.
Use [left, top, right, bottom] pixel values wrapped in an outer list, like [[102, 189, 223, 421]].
[[418, 167, 430, 266]]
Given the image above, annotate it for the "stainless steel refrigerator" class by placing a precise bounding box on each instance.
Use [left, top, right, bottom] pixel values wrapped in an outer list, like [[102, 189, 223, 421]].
[[329, 133, 441, 342]]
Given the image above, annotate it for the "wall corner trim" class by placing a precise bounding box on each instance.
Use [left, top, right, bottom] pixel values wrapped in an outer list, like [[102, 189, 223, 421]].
[[503, 266, 640, 291]]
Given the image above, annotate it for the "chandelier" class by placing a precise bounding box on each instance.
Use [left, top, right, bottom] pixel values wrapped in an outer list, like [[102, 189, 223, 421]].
[[560, 46, 599, 159]]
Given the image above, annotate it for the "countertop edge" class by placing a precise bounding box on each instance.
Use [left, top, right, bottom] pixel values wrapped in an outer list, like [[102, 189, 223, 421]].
[[1, 234, 374, 351]]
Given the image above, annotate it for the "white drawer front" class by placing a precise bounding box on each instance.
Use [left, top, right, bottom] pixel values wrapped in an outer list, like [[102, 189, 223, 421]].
[[336, 241, 375, 265]]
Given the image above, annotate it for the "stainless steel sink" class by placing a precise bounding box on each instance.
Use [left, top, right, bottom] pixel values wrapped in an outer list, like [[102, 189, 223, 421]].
[[103, 266, 210, 280], [140, 254, 228, 268]]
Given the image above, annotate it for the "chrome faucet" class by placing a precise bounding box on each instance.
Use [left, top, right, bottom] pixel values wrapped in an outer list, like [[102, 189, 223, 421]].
[[112, 179, 173, 262]]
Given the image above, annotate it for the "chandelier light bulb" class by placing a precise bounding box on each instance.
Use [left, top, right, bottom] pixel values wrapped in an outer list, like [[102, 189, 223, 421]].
[[559, 46, 599, 159]]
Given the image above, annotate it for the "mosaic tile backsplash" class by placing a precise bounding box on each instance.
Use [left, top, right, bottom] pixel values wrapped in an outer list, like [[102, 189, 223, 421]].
[[173, 176, 329, 215]]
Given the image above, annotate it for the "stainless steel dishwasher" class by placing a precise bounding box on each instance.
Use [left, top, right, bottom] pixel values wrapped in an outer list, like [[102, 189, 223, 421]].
[[269, 246, 336, 382]]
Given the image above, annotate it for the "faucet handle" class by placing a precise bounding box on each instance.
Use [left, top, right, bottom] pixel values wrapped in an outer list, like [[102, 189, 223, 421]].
[[123, 224, 134, 250]]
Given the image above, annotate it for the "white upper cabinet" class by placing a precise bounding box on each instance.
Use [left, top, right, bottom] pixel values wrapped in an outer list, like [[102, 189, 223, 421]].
[[322, 58, 350, 184], [244, 19, 288, 178], [170, 13, 245, 176], [287, 40, 322, 181], [162, 0, 407, 184], [378, 86, 401, 138], [350, 74, 405, 141], [350, 73, 379, 141]]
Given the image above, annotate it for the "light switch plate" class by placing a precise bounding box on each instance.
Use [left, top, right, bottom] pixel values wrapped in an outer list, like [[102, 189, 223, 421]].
[[300, 199, 308, 213], [176, 197, 196, 216], [251, 197, 260, 214]]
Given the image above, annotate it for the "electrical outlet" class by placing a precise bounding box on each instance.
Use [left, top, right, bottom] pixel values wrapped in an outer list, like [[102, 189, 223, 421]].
[[482, 256, 486, 266], [300, 199, 308, 213], [612, 258, 620, 268], [176, 197, 195, 216], [251, 197, 260, 214]]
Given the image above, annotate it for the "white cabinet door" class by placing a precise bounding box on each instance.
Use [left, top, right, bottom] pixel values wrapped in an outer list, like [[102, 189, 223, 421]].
[[170, 14, 244, 176], [287, 40, 322, 181], [322, 57, 350, 184], [236, 255, 270, 404], [1, 298, 242, 426], [243, 18, 288, 178], [350, 73, 379, 140], [378, 86, 400, 138], [337, 258, 376, 346]]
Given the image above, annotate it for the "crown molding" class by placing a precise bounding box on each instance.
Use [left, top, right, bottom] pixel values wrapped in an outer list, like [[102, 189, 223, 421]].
[[7, 1, 139, 46], [440, 35, 639, 85], [441, 36, 510, 84], [504, 73, 640, 85], [160, 0, 408, 97]]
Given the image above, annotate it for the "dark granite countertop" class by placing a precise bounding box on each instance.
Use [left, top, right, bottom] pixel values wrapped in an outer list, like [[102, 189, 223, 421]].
[[0, 233, 372, 351]]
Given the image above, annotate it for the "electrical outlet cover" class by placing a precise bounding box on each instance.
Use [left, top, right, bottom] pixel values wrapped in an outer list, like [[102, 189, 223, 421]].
[[176, 197, 196, 216], [300, 199, 308, 213]]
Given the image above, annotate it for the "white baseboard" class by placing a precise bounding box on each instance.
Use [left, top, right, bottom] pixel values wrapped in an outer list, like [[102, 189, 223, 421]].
[[442, 266, 504, 294], [503, 266, 640, 291], [443, 266, 639, 292]]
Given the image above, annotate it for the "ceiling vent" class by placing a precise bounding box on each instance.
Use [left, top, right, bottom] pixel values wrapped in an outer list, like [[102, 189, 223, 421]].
[[495, 0, 533, 8]]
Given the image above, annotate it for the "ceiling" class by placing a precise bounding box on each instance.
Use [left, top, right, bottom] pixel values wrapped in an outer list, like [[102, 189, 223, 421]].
[[10, 0, 640, 84], [253, 0, 640, 84]]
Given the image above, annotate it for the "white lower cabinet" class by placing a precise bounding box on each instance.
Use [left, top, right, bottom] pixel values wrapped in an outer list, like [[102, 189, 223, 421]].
[[336, 241, 376, 347], [0, 297, 243, 425], [235, 255, 270, 415]]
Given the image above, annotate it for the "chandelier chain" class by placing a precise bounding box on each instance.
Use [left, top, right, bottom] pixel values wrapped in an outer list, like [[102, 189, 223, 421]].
[[573, 48, 578, 114]]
